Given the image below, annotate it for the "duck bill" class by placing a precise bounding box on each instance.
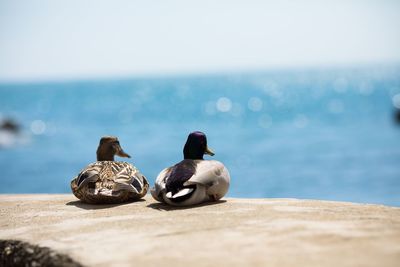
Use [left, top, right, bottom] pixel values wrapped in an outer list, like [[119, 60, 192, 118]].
[[115, 145, 131, 158], [205, 146, 215, 156]]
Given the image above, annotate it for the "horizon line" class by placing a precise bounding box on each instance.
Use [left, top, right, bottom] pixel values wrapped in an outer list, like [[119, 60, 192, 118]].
[[1, 61, 399, 86]]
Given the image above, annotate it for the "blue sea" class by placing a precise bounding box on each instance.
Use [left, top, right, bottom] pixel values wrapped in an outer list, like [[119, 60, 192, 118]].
[[1, 66, 400, 206]]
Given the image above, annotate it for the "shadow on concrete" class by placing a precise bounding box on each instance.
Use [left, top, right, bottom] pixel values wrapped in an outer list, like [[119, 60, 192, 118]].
[[146, 200, 227, 211], [66, 199, 145, 210]]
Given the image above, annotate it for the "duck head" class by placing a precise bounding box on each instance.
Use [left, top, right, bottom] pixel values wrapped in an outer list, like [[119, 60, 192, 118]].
[[183, 131, 215, 160], [96, 136, 131, 161]]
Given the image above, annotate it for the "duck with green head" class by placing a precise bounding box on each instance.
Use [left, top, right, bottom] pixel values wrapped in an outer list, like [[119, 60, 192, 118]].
[[71, 136, 149, 204], [151, 131, 230, 206]]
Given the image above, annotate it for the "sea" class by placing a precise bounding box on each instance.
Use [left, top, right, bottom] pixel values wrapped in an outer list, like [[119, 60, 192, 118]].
[[1, 66, 400, 206]]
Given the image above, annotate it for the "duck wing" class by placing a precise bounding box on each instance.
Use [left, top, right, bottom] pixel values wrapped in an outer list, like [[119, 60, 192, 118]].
[[71, 161, 149, 203], [165, 160, 197, 196], [112, 162, 149, 196], [183, 160, 225, 186]]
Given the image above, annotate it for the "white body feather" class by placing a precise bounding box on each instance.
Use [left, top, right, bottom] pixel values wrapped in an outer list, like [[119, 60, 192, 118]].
[[151, 160, 230, 206]]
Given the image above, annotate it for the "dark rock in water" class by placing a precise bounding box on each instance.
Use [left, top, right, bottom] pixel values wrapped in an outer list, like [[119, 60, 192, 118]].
[[0, 240, 83, 267], [0, 119, 20, 133], [395, 109, 400, 124]]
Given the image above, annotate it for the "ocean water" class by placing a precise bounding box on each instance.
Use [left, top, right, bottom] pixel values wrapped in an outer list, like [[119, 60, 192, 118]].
[[1, 67, 400, 206]]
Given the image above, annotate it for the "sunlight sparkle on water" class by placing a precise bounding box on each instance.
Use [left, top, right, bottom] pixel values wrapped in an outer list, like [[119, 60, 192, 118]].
[[30, 120, 46, 135], [248, 97, 263, 112], [392, 94, 400, 109], [216, 97, 232, 112]]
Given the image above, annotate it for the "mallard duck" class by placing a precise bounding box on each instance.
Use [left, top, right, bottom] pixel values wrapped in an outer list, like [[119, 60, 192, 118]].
[[71, 136, 149, 204], [151, 131, 230, 206]]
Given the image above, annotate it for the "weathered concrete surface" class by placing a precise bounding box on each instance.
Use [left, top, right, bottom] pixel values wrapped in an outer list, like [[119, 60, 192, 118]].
[[0, 194, 399, 267]]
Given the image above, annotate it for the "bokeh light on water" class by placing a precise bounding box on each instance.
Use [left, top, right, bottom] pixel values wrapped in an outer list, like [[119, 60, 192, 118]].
[[392, 94, 400, 109], [248, 97, 263, 112], [216, 97, 232, 113], [0, 66, 400, 206], [30, 120, 46, 135]]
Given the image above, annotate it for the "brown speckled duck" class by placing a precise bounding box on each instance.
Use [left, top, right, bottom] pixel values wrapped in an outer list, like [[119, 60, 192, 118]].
[[71, 136, 149, 204]]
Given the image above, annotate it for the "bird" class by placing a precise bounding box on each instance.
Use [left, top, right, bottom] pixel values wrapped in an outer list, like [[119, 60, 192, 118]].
[[151, 131, 230, 206], [0, 118, 21, 148], [71, 136, 149, 204]]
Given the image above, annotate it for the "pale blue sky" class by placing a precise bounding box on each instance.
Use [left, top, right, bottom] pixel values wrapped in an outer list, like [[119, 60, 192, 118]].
[[0, 0, 399, 82]]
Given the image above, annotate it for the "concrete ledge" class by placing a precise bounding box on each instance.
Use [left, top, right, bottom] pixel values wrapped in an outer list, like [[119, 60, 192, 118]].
[[0, 194, 399, 267]]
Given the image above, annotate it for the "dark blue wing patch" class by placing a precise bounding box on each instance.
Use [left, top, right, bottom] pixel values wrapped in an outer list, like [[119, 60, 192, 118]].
[[131, 176, 143, 192], [77, 173, 89, 186]]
